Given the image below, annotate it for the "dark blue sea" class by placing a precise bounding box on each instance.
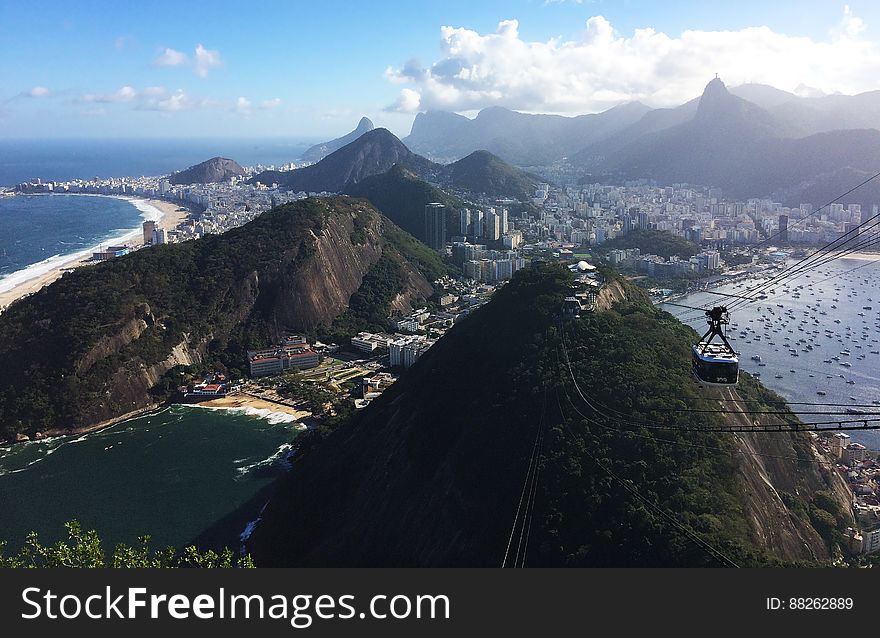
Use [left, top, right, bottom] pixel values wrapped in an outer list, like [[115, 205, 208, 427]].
[[0, 194, 147, 285], [0, 137, 317, 186]]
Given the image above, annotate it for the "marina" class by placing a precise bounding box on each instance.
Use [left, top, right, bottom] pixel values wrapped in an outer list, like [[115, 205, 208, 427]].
[[661, 257, 880, 448]]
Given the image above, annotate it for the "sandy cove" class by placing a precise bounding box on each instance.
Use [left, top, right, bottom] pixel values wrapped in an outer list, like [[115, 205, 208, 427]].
[[0, 197, 190, 311], [9, 393, 308, 444], [198, 394, 312, 422]]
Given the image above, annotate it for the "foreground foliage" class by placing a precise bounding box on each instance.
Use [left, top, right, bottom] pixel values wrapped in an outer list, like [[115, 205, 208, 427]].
[[0, 521, 254, 568]]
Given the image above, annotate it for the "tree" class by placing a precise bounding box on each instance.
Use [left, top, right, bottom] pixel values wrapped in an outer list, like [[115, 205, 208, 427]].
[[0, 521, 254, 568]]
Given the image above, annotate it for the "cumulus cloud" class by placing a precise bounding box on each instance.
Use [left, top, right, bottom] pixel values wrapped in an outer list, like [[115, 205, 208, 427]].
[[194, 44, 222, 78], [385, 88, 421, 113], [155, 44, 222, 77], [385, 8, 880, 114], [155, 47, 188, 66]]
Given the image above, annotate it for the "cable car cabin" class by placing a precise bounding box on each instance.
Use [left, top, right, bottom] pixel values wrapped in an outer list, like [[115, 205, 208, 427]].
[[692, 342, 739, 386]]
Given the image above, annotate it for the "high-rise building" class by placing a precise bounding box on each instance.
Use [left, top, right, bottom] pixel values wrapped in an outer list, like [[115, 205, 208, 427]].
[[472, 210, 484, 239], [778, 214, 788, 243], [143, 220, 157, 245], [485, 210, 501, 241], [424, 203, 446, 251], [459, 208, 471, 237], [637, 211, 648, 231]]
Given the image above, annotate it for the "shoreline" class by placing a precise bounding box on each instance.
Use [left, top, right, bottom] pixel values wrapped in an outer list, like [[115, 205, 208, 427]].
[[5, 403, 163, 445], [196, 393, 311, 424], [3, 393, 308, 447], [0, 194, 192, 311]]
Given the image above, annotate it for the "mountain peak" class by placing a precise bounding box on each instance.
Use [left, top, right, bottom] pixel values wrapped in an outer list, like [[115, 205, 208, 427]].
[[301, 117, 376, 162], [168, 156, 244, 185], [698, 77, 730, 109], [695, 76, 748, 124]]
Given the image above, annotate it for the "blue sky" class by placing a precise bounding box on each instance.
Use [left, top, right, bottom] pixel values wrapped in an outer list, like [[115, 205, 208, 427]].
[[3, 1, 880, 139]]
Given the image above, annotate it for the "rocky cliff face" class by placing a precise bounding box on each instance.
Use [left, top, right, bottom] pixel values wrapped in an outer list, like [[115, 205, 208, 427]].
[[0, 198, 434, 439], [721, 378, 853, 563]]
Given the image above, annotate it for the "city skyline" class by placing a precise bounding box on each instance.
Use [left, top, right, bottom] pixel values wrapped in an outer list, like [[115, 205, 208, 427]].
[[4, 1, 880, 139]]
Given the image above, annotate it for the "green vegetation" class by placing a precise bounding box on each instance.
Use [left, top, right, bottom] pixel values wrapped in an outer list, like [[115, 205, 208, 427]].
[[383, 224, 448, 282], [808, 491, 852, 551], [441, 150, 538, 199], [0, 197, 435, 440], [0, 521, 253, 568], [346, 164, 464, 242], [250, 265, 832, 566], [321, 254, 404, 341], [601, 229, 700, 259]]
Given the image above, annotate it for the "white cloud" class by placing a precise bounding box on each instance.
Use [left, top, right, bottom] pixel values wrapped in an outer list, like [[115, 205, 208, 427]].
[[81, 85, 138, 103], [155, 45, 221, 77], [25, 86, 50, 98], [384, 88, 421, 113], [234, 96, 252, 114], [155, 47, 188, 66], [77, 86, 204, 112], [259, 97, 282, 109], [144, 89, 198, 112], [194, 44, 222, 78], [386, 9, 880, 114]]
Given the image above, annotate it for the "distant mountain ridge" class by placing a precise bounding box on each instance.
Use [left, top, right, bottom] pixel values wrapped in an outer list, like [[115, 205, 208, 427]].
[[300, 117, 374, 163], [404, 102, 651, 165], [168, 157, 244, 185], [252, 129, 539, 199], [586, 78, 880, 204], [251, 128, 431, 193], [405, 82, 880, 193]]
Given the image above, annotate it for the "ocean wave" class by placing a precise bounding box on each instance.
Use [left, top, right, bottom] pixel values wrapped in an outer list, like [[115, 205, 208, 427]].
[[0, 195, 165, 296], [186, 402, 305, 426], [0, 438, 68, 476], [234, 442, 294, 479]]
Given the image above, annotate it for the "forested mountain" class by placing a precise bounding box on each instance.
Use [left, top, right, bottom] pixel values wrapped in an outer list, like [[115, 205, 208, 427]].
[[249, 265, 848, 566], [253, 129, 538, 199], [345, 164, 464, 242], [438, 150, 539, 198], [0, 197, 441, 440], [250, 128, 435, 193], [168, 157, 245, 185]]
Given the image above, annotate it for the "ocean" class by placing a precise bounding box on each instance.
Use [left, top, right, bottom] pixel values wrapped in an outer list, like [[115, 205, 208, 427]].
[[660, 257, 880, 449], [0, 140, 320, 554], [0, 137, 317, 186], [0, 194, 155, 292], [0, 405, 301, 552]]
